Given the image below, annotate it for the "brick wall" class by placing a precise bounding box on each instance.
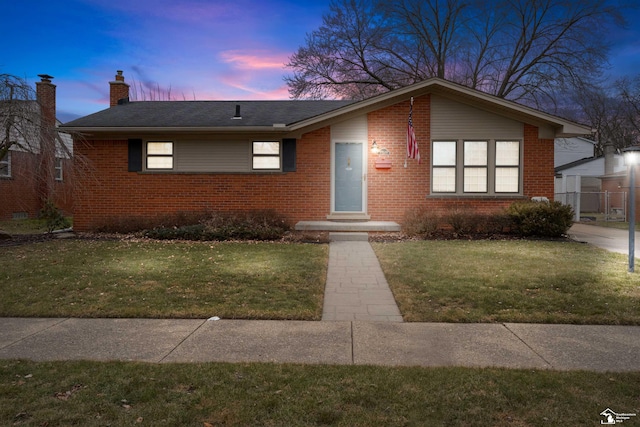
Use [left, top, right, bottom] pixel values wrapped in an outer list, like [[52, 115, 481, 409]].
[[73, 128, 333, 231], [523, 123, 555, 199], [0, 152, 41, 219], [366, 96, 431, 222]]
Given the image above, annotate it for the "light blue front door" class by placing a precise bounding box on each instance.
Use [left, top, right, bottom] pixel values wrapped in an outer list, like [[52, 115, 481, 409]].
[[335, 142, 363, 211]]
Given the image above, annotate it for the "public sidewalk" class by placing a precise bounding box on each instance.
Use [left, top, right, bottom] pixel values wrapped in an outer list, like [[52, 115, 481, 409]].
[[1, 317, 639, 371]]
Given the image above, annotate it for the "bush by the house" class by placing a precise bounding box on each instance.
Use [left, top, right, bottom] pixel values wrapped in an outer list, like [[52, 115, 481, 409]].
[[39, 200, 71, 233], [144, 210, 291, 241], [445, 208, 513, 237], [93, 211, 207, 234], [506, 200, 574, 238], [402, 206, 440, 237], [445, 207, 479, 235]]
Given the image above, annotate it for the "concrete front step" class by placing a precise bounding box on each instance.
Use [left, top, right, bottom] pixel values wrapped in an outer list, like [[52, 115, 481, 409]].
[[329, 232, 369, 241], [295, 221, 401, 232]]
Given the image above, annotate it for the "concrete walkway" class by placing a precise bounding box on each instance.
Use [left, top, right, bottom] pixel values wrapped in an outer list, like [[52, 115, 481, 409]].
[[569, 222, 640, 256], [322, 239, 402, 322], [1, 318, 639, 371]]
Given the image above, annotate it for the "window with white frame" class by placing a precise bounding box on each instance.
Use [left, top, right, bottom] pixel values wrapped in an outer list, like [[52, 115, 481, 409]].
[[0, 152, 10, 177], [432, 141, 456, 192], [464, 141, 487, 193], [431, 139, 521, 195], [146, 141, 174, 170], [252, 141, 280, 170], [55, 157, 63, 181], [495, 141, 520, 193]]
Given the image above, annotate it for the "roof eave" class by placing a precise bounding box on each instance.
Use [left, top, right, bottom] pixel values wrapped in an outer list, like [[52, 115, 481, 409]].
[[60, 125, 292, 134], [289, 78, 593, 138]]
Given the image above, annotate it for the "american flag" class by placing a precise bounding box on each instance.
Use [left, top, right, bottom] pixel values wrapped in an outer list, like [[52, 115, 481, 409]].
[[407, 98, 420, 163]]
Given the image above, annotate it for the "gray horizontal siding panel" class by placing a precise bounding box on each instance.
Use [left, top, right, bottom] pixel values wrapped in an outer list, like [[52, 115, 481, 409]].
[[331, 115, 367, 142], [431, 95, 523, 140], [176, 140, 251, 172]]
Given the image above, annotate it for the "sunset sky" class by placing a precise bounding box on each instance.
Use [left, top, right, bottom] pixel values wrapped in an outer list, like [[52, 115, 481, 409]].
[[3, 0, 640, 122]]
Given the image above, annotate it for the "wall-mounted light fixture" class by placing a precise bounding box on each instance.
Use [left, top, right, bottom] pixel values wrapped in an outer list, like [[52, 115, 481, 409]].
[[371, 140, 392, 169], [371, 140, 390, 156]]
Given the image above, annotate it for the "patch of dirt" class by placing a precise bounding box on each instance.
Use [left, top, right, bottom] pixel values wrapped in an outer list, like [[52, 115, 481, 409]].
[[0, 229, 572, 247], [0, 233, 57, 247]]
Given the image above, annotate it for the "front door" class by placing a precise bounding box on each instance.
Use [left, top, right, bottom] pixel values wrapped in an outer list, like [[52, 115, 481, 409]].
[[334, 142, 364, 212]]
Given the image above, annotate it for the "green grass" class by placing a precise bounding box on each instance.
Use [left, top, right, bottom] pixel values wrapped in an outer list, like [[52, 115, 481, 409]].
[[0, 239, 327, 320], [3, 237, 640, 323], [1, 360, 638, 426], [0, 219, 50, 235], [373, 240, 640, 324]]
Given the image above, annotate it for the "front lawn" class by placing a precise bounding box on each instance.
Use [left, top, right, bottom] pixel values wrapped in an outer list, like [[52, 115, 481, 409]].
[[373, 240, 640, 324], [0, 239, 327, 320], [1, 360, 638, 426], [2, 237, 640, 324]]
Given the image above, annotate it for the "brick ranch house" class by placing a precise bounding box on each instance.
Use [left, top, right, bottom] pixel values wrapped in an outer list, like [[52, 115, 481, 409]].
[[0, 75, 73, 220], [61, 71, 591, 232]]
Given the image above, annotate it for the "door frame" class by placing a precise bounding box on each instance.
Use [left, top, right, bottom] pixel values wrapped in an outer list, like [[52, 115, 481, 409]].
[[330, 140, 367, 214]]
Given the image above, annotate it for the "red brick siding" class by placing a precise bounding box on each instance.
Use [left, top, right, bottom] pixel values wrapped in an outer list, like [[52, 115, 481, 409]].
[[366, 96, 431, 221], [0, 152, 73, 220], [523, 123, 555, 199], [73, 129, 333, 231]]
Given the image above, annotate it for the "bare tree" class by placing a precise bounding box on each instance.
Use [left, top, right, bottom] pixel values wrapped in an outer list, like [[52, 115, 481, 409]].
[[286, 0, 631, 107], [128, 74, 195, 101], [618, 75, 640, 144], [0, 74, 41, 159], [0, 73, 76, 212], [565, 76, 640, 154]]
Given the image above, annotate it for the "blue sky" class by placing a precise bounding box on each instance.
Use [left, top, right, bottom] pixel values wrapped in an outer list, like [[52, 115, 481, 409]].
[[3, 0, 640, 123]]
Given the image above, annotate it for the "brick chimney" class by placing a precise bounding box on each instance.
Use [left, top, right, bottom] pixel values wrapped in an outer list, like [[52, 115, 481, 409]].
[[36, 74, 56, 129], [109, 70, 130, 107], [35, 74, 57, 205]]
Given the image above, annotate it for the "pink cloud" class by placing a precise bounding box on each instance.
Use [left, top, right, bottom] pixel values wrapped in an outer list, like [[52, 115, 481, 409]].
[[219, 50, 289, 70]]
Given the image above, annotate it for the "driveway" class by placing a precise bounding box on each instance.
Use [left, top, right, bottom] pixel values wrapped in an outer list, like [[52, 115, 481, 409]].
[[569, 223, 640, 256]]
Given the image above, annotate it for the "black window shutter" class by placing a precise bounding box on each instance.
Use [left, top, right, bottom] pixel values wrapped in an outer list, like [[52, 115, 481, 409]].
[[282, 138, 296, 172], [128, 139, 143, 172]]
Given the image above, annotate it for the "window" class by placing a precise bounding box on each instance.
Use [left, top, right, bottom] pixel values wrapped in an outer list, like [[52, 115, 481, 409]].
[[495, 141, 520, 193], [464, 141, 487, 193], [252, 141, 280, 170], [146, 141, 173, 170], [432, 141, 456, 192], [431, 139, 521, 195], [55, 157, 63, 181], [0, 152, 10, 177]]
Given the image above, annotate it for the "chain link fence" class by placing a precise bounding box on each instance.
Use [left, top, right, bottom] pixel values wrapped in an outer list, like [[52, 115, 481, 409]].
[[555, 191, 627, 222]]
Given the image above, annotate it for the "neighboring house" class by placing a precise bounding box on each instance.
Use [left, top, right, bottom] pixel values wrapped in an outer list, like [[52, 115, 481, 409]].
[[61, 71, 591, 232], [554, 138, 627, 216], [0, 75, 73, 220]]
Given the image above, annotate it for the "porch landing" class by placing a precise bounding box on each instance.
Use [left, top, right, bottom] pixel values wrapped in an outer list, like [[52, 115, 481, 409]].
[[294, 221, 401, 232]]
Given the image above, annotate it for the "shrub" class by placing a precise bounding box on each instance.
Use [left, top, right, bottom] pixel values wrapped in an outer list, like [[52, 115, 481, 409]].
[[402, 207, 440, 237], [475, 212, 513, 235], [506, 200, 574, 237], [39, 200, 71, 233], [144, 210, 291, 241], [445, 207, 478, 235]]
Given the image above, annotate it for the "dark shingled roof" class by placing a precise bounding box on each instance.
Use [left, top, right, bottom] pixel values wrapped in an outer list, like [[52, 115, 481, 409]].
[[63, 100, 356, 128]]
